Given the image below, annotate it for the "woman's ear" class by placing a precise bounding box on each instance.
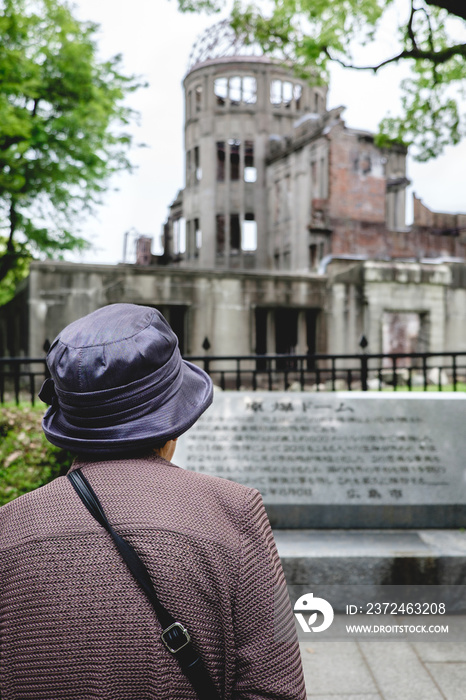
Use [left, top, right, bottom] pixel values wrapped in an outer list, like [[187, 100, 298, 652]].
[[154, 439, 177, 462]]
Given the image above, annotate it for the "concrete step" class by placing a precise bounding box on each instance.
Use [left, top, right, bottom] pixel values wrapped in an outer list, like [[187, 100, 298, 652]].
[[275, 530, 466, 608]]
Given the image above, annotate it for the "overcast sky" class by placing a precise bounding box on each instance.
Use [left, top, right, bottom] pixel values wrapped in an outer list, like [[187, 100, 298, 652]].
[[69, 0, 466, 265]]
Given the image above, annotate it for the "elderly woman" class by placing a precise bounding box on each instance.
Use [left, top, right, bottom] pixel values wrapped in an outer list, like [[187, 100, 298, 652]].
[[0, 304, 306, 700]]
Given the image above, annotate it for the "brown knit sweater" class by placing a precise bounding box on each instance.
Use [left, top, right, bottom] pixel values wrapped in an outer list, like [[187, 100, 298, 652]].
[[0, 455, 306, 699]]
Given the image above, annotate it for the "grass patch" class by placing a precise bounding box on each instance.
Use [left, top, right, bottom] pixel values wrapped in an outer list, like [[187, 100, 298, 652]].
[[0, 405, 74, 506], [378, 383, 466, 392]]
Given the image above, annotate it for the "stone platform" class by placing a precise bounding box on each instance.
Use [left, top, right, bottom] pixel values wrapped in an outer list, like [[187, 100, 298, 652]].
[[276, 529, 466, 601], [280, 529, 466, 698]]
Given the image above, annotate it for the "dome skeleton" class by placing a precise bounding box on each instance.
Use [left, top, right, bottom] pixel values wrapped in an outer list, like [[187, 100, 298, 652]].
[[187, 19, 271, 73]]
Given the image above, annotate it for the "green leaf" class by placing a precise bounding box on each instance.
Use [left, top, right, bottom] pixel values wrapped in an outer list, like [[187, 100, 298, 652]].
[[191, 0, 466, 162], [0, 0, 145, 296]]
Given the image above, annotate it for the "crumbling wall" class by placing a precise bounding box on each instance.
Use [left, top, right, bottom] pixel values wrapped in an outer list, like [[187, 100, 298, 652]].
[[27, 261, 327, 358], [328, 124, 387, 224], [326, 260, 466, 355]]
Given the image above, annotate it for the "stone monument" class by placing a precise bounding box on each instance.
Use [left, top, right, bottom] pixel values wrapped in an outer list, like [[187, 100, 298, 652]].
[[176, 392, 466, 529]]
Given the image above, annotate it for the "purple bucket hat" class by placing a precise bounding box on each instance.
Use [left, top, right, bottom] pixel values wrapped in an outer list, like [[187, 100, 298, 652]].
[[39, 304, 213, 456]]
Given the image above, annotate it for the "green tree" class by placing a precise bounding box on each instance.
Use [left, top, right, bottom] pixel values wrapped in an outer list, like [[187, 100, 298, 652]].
[[179, 0, 466, 161], [0, 0, 143, 294]]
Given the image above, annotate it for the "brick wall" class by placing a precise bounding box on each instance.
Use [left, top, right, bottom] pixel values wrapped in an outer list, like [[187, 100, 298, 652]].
[[327, 126, 466, 260], [328, 125, 386, 223]]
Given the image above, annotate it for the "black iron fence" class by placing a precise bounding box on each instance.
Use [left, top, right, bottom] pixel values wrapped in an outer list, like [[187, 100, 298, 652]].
[[1, 352, 465, 405], [0, 358, 50, 406], [187, 351, 466, 392]]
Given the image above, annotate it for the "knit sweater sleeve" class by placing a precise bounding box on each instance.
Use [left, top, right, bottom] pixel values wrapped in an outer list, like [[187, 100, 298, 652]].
[[231, 488, 306, 700]]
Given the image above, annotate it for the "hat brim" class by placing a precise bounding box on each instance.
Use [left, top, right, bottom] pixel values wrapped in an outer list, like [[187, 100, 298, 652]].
[[42, 360, 213, 456]]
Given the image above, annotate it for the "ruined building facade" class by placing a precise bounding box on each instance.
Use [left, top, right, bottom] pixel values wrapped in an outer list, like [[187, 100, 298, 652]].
[[2, 26, 466, 360]]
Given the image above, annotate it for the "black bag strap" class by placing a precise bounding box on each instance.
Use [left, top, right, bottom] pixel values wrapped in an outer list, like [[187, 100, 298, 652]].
[[68, 469, 221, 700]]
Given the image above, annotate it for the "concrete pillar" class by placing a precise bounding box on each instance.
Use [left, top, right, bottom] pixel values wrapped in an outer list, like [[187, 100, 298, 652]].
[[266, 309, 275, 354], [296, 309, 308, 354]]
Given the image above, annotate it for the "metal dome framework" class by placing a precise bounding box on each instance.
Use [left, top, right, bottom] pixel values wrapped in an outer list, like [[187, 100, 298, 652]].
[[186, 19, 268, 73]]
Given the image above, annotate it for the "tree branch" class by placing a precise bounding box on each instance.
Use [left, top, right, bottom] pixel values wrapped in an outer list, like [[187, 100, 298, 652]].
[[407, 0, 418, 51], [9, 200, 17, 249], [0, 201, 18, 285], [324, 42, 466, 72], [420, 6, 435, 54], [417, 5, 439, 85]]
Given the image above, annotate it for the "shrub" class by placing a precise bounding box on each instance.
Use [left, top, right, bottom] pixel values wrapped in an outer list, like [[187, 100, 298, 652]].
[[0, 406, 74, 506]]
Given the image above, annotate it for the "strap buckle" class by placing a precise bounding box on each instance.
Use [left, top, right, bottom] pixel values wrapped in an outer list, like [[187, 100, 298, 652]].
[[161, 622, 191, 654]]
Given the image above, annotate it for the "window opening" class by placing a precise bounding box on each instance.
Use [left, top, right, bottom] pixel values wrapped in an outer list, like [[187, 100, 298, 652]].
[[360, 152, 371, 175], [230, 214, 240, 251], [216, 141, 225, 181], [173, 218, 186, 255], [195, 85, 202, 112], [194, 146, 201, 182], [314, 93, 319, 112], [294, 84, 302, 110], [309, 244, 317, 269], [229, 76, 241, 105], [270, 79, 282, 105], [216, 214, 225, 254], [215, 75, 258, 106], [320, 157, 327, 197], [275, 308, 298, 358], [255, 308, 267, 357], [195, 218, 201, 253], [283, 81, 293, 108], [382, 312, 427, 365], [186, 150, 192, 186], [243, 76, 257, 104], [393, 190, 401, 229], [274, 181, 280, 223], [244, 140, 256, 182], [311, 160, 317, 197], [244, 167, 256, 183], [185, 220, 190, 258], [184, 219, 196, 259], [214, 77, 228, 106], [229, 139, 240, 181], [179, 219, 186, 255], [242, 214, 257, 251], [285, 174, 291, 219], [187, 90, 192, 118], [306, 309, 319, 365]]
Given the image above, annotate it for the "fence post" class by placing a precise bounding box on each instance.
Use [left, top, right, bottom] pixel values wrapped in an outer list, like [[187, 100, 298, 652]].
[[422, 355, 428, 390], [13, 361, 20, 405], [361, 354, 368, 391], [359, 335, 369, 391], [392, 356, 398, 391]]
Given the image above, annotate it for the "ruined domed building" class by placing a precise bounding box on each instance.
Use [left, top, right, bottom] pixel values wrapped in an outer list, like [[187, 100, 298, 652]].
[[165, 21, 325, 272], [2, 22, 466, 363]]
